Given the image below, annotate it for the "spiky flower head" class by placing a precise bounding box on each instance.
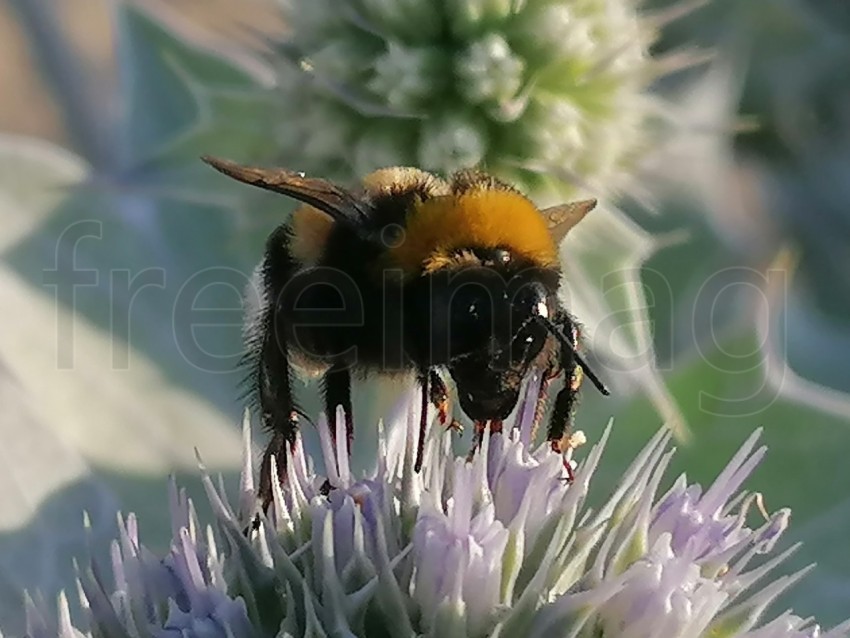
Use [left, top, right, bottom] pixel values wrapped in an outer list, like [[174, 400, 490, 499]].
[[26, 377, 850, 637], [272, 0, 666, 197]]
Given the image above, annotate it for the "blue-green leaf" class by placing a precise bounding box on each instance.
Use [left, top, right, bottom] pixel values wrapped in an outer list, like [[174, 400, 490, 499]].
[[114, 2, 278, 185]]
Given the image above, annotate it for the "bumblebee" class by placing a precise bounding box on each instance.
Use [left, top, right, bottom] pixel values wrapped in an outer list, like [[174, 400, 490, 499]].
[[203, 157, 609, 506]]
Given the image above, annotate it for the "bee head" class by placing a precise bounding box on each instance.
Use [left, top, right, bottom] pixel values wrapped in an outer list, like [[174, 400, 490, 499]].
[[406, 251, 557, 420], [452, 274, 557, 420]]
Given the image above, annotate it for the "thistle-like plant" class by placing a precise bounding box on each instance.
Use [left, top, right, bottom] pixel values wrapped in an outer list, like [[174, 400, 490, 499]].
[[26, 377, 850, 637]]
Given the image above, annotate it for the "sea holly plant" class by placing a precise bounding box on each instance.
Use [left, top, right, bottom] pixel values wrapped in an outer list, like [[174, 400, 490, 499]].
[[25, 379, 850, 637]]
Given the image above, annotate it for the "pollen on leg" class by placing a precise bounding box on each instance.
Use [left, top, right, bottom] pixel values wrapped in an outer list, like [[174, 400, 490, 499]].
[[552, 430, 586, 484], [436, 398, 449, 425], [570, 366, 584, 391], [567, 430, 586, 449]]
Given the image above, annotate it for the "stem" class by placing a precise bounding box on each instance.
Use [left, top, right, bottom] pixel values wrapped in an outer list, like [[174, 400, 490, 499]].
[[7, 0, 116, 171]]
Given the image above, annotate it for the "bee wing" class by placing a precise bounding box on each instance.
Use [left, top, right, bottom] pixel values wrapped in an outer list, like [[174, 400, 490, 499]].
[[541, 199, 597, 243], [201, 156, 370, 227]]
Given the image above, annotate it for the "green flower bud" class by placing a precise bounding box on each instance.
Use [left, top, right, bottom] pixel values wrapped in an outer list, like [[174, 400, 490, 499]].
[[369, 43, 446, 110], [456, 33, 525, 105], [417, 112, 488, 173]]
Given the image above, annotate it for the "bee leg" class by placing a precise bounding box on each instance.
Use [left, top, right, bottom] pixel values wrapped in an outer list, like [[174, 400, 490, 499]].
[[561, 452, 576, 483], [318, 365, 353, 495], [547, 378, 580, 482], [258, 418, 298, 514], [414, 371, 430, 473], [465, 420, 489, 462], [429, 369, 448, 425], [531, 365, 559, 441], [429, 369, 462, 433], [546, 312, 584, 483], [257, 327, 299, 513], [322, 363, 354, 454]]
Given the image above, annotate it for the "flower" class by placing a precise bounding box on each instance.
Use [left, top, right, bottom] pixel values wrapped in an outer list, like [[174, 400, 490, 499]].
[[270, 0, 693, 198], [26, 376, 850, 637], [24, 485, 255, 638]]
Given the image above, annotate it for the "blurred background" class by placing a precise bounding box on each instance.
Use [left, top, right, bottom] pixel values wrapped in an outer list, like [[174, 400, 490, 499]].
[[1, 0, 849, 633]]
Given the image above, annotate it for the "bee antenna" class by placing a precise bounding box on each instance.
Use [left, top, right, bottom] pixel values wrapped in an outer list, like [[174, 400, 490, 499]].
[[537, 316, 611, 396]]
